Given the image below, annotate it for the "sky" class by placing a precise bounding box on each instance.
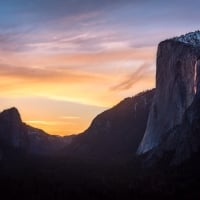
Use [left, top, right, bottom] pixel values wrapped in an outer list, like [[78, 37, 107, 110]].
[[1, 0, 200, 135]]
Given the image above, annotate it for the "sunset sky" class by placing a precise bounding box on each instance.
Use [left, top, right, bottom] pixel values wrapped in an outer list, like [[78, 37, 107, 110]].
[[1, 0, 200, 135]]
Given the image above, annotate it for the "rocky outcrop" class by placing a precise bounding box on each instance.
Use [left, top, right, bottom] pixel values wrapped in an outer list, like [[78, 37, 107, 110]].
[[0, 107, 73, 156], [137, 31, 200, 165], [66, 89, 155, 161], [0, 107, 28, 149]]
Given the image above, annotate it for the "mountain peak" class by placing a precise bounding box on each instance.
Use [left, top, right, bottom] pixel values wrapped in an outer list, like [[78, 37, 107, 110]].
[[0, 107, 22, 123], [173, 30, 200, 46]]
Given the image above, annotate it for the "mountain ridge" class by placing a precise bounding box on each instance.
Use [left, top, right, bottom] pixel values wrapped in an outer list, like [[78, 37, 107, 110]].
[[65, 89, 155, 161], [0, 89, 155, 161]]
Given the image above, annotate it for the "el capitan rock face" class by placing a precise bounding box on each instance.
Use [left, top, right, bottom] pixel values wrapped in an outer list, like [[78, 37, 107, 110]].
[[137, 31, 200, 165], [138, 33, 200, 154]]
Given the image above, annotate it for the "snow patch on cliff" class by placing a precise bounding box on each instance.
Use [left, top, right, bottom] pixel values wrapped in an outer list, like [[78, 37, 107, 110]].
[[173, 30, 200, 46]]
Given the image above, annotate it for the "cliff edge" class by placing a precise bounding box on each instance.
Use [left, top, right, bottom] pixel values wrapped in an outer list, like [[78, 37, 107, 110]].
[[138, 31, 200, 157]]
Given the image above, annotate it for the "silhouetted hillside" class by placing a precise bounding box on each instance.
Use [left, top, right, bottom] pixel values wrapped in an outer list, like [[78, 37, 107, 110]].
[[66, 89, 155, 161], [0, 107, 73, 159]]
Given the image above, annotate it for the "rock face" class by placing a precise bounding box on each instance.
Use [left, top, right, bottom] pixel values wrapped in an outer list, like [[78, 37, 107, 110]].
[[67, 89, 155, 161], [137, 31, 200, 165], [0, 107, 73, 157], [0, 107, 28, 149], [143, 94, 200, 166]]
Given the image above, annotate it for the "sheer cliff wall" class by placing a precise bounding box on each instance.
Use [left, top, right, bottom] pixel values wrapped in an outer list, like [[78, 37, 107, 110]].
[[138, 40, 200, 154]]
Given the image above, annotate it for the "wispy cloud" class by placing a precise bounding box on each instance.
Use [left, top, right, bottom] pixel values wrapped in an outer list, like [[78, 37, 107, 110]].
[[25, 120, 59, 126], [59, 116, 80, 120], [110, 63, 154, 91], [0, 44, 155, 108], [0, 63, 106, 82]]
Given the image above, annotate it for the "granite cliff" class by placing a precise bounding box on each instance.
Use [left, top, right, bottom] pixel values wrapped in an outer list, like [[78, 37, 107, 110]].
[[137, 31, 200, 165]]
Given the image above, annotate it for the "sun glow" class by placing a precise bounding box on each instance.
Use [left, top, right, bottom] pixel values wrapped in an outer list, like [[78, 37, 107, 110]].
[[0, 48, 155, 135], [25, 120, 87, 135]]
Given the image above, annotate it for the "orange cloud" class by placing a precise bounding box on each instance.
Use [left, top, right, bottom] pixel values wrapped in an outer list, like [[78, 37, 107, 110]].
[[22, 47, 156, 67]]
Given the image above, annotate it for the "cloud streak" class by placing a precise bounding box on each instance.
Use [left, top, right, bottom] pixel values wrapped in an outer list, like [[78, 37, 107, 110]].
[[110, 63, 154, 91], [0, 63, 106, 82]]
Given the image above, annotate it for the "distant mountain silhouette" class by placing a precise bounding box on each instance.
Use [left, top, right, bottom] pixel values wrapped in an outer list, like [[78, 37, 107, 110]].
[[0, 107, 73, 160], [0, 90, 155, 161]]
